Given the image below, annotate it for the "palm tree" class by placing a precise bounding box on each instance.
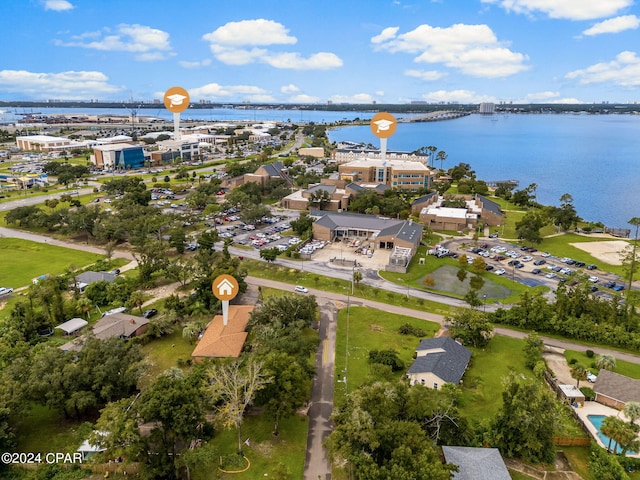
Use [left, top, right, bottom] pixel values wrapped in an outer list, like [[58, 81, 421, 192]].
[[595, 354, 616, 372], [627, 217, 640, 292], [570, 364, 587, 388], [352, 269, 363, 287], [601, 415, 619, 453], [436, 150, 448, 171], [624, 402, 640, 426]]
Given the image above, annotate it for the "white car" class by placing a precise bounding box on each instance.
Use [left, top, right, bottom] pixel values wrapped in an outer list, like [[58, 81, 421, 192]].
[[294, 285, 308, 293], [494, 268, 506, 275], [587, 372, 597, 383], [541, 252, 551, 257], [521, 256, 533, 262], [0, 287, 13, 295], [588, 276, 599, 283], [545, 272, 557, 279]]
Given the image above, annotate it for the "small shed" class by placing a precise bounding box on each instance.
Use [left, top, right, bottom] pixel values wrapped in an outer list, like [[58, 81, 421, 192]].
[[558, 384, 585, 407], [55, 318, 88, 335]]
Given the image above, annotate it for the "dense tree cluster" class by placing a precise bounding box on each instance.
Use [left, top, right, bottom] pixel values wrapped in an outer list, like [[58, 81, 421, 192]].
[[491, 285, 640, 350], [326, 381, 462, 480]]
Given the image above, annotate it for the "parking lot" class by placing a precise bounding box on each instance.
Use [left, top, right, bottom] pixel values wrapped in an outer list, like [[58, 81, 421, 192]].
[[440, 238, 624, 296]]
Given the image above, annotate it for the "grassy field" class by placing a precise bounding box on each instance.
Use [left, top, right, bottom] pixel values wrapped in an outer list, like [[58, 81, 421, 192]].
[[0, 238, 104, 288], [565, 349, 640, 380], [207, 414, 309, 480], [536, 233, 628, 275], [333, 306, 441, 405]]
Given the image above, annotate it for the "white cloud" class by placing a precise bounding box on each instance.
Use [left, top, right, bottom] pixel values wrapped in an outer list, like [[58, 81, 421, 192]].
[[405, 69, 447, 81], [371, 27, 399, 44], [565, 51, 640, 87], [179, 59, 212, 69], [281, 84, 300, 94], [43, 0, 74, 11], [203, 19, 342, 70], [421, 89, 497, 103], [375, 90, 385, 97], [329, 93, 376, 104], [372, 23, 529, 78], [0, 69, 123, 99], [516, 92, 582, 103], [481, 0, 632, 21], [55, 24, 173, 61], [288, 94, 320, 103], [262, 52, 343, 70], [188, 82, 272, 101], [582, 15, 640, 36], [202, 19, 297, 46]]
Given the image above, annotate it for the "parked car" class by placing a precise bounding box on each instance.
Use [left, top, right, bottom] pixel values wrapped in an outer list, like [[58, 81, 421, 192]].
[[533, 259, 546, 266], [587, 372, 597, 383], [613, 285, 625, 291], [0, 287, 14, 295], [531, 268, 541, 275], [485, 265, 494, 271], [587, 264, 598, 270], [494, 268, 506, 275], [294, 285, 308, 293], [603, 280, 616, 289], [488, 233, 498, 238], [142, 309, 158, 319]]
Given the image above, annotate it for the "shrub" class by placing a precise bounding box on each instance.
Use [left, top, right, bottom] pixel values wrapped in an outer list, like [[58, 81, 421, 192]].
[[368, 349, 405, 371], [569, 358, 578, 365], [398, 323, 427, 337], [580, 387, 596, 401], [586, 349, 595, 358]]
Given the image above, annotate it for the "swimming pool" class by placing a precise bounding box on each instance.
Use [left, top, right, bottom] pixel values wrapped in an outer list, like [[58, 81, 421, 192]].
[[587, 415, 637, 454]]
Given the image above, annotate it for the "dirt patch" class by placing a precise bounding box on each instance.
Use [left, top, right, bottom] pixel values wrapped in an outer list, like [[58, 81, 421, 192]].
[[369, 324, 384, 332], [569, 240, 629, 266], [542, 349, 574, 385]]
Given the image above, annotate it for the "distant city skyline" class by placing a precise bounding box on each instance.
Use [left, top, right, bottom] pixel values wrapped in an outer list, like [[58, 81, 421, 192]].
[[1, 0, 640, 104]]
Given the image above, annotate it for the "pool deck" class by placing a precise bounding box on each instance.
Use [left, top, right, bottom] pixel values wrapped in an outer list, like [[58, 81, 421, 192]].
[[576, 401, 640, 457]]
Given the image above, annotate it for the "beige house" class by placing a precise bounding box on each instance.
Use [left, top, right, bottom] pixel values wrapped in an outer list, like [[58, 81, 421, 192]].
[[331, 148, 429, 165], [593, 370, 640, 409], [406, 337, 471, 389]]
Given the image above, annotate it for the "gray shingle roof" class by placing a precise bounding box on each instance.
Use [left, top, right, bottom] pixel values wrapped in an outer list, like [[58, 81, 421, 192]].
[[476, 194, 503, 217], [261, 160, 285, 177], [411, 191, 438, 207], [407, 337, 471, 384], [306, 184, 336, 195], [442, 446, 511, 480], [594, 370, 640, 404]]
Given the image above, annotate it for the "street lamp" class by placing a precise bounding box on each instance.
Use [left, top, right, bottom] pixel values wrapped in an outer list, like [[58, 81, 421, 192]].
[[483, 294, 487, 313]]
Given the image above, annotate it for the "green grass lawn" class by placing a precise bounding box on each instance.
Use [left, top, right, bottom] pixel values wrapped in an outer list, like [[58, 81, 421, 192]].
[[0, 238, 104, 288], [202, 414, 308, 480], [139, 328, 196, 388], [459, 335, 530, 421], [13, 403, 89, 454], [537, 234, 628, 275], [333, 306, 441, 405], [565, 349, 640, 380]]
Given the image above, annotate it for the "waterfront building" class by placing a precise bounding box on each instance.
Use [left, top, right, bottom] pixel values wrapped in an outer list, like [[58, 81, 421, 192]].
[[16, 135, 80, 152], [338, 158, 435, 191]]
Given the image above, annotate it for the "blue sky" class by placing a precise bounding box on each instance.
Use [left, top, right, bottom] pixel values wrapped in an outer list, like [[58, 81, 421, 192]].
[[1, 0, 640, 104]]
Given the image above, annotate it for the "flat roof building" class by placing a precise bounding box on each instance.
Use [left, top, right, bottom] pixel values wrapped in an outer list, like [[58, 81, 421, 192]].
[[338, 158, 435, 192], [92, 143, 145, 170]]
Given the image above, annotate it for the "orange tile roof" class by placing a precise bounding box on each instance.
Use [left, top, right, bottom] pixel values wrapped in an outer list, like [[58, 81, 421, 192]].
[[191, 305, 253, 359]]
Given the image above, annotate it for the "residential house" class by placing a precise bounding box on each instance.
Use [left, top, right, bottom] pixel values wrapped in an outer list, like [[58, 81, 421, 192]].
[[442, 446, 511, 480], [406, 337, 471, 389], [593, 370, 640, 409], [192, 305, 254, 361], [60, 312, 149, 352]]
